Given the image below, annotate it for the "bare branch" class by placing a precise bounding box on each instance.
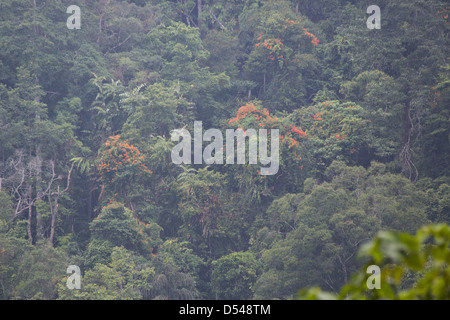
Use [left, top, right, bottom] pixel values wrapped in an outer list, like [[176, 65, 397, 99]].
[[49, 162, 75, 246], [207, 7, 226, 31]]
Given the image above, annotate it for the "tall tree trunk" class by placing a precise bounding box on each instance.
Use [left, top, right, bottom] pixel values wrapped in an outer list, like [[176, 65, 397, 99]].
[[27, 147, 34, 244], [88, 187, 93, 221], [27, 185, 33, 244], [197, 0, 202, 27], [32, 0, 45, 240], [49, 188, 58, 246], [49, 164, 74, 246], [400, 100, 418, 181], [263, 73, 266, 95], [35, 145, 44, 241], [32, 0, 39, 35]]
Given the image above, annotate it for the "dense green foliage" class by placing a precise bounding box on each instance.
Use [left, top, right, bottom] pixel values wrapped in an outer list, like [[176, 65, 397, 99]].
[[299, 224, 450, 300], [0, 0, 448, 300]]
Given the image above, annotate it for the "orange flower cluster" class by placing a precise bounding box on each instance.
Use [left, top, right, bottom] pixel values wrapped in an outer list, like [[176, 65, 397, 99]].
[[229, 103, 306, 164], [101, 199, 124, 210], [255, 34, 286, 61], [138, 221, 152, 234], [98, 135, 152, 176], [430, 86, 441, 108], [332, 133, 347, 141], [228, 103, 279, 128], [279, 125, 305, 162], [286, 19, 296, 25], [287, 136, 298, 149], [228, 103, 257, 124], [290, 125, 307, 139], [314, 113, 323, 121], [435, 9, 449, 21], [303, 27, 319, 46]]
